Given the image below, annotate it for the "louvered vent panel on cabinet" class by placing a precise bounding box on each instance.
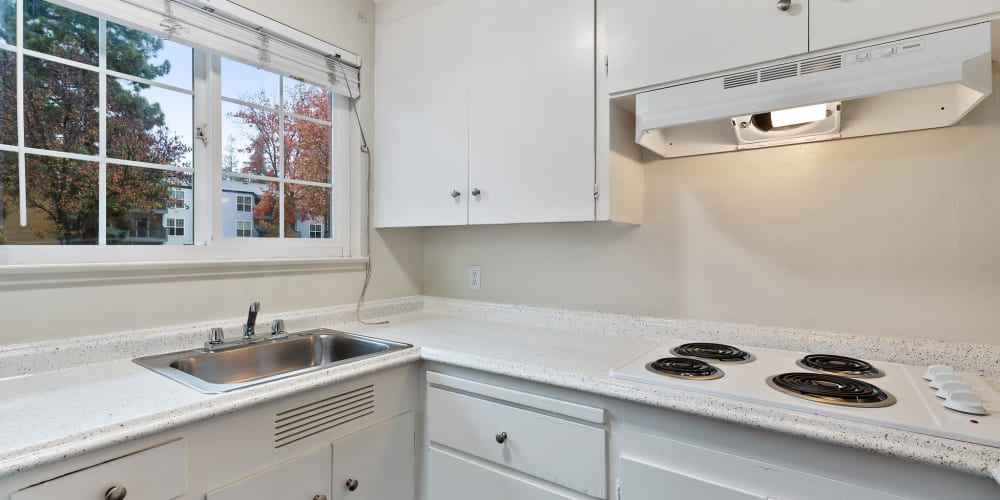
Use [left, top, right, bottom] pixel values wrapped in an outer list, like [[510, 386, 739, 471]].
[[274, 385, 375, 449]]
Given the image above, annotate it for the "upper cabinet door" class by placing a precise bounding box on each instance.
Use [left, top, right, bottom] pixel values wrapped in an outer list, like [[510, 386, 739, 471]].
[[374, 0, 470, 228], [810, 0, 1000, 51], [606, 0, 810, 94], [466, 0, 596, 225]]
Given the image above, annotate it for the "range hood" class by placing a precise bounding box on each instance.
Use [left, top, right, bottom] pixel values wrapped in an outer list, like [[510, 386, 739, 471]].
[[635, 23, 994, 158]]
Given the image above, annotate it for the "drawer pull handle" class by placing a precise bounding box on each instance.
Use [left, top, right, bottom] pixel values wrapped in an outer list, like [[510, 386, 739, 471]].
[[314, 495, 328, 500], [105, 486, 127, 500], [346, 478, 360, 491], [495, 431, 508, 444]]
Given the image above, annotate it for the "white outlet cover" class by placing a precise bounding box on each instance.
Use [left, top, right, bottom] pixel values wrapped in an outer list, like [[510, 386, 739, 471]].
[[469, 265, 481, 290]]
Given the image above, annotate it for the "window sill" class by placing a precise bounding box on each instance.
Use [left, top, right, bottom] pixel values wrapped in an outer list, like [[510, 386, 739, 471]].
[[0, 257, 368, 290]]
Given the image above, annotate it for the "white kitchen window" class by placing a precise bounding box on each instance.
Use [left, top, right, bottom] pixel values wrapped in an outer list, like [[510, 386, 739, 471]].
[[0, 0, 361, 266]]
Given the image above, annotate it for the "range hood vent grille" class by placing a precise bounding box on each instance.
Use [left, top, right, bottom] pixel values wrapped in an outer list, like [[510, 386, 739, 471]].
[[760, 63, 798, 82], [724, 56, 842, 90], [800, 54, 843, 75], [723, 71, 759, 89], [273, 384, 375, 449]]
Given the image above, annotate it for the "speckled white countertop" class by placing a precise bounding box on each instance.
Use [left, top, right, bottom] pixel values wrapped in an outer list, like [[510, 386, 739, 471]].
[[1, 295, 998, 485]]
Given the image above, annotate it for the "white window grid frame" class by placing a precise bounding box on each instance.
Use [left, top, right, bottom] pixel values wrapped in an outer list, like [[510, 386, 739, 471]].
[[169, 189, 186, 209], [235, 193, 253, 213], [0, 0, 355, 265], [235, 220, 253, 238], [165, 217, 184, 236]]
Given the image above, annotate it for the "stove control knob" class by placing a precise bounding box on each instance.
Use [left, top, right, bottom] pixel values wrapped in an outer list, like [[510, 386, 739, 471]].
[[923, 364, 955, 381], [936, 381, 972, 399], [929, 373, 962, 389], [943, 390, 988, 416]]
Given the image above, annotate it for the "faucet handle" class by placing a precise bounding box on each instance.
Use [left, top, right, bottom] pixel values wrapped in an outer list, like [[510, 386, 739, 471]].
[[271, 319, 286, 336], [208, 327, 224, 345]]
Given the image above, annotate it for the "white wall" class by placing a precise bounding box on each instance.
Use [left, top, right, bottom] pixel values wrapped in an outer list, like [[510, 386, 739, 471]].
[[0, 0, 423, 345], [423, 64, 1000, 345]]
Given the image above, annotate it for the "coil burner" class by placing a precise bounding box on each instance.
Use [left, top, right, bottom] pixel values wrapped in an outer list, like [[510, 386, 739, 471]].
[[797, 354, 884, 378], [671, 343, 755, 363], [767, 372, 896, 408], [646, 357, 723, 381]]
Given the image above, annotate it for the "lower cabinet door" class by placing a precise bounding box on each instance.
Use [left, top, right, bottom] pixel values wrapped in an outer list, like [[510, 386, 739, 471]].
[[331, 412, 415, 500], [206, 446, 331, 500], [427, 447, 581, 500]]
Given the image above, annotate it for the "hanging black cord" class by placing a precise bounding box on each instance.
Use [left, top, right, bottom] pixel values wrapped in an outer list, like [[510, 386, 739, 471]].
[[337, 57, 388, 325]]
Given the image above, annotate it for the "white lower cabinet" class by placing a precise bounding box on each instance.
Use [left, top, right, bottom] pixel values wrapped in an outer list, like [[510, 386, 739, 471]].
[[618, 430, 908, 500], [10, 439, 186, 500], [207, 446, 332, 500], [620, 457, 766, 500], [206, 412, 416, 500], [331, 412, 416, 500], [424, 372, 608, 499]]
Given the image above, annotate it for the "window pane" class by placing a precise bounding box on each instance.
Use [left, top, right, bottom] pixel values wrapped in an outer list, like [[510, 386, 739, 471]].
[[221, 176, 278, 238], [24, 0, 98, 66], [0, 151, 17, 243], [222, 57, 278, 104], [284, 78, 330, 121], [0, 0, 14, 45], [284, 116, 330, 183], [285, 183, 330, 239], [107, 165, 192, 245], [1, 49, 14, 145], [108, 77, 192, 167], [21, 154, 98, 244], [24, 55, 98, 155], [107, 22, 192, 90], [223, 101, 279, 177]]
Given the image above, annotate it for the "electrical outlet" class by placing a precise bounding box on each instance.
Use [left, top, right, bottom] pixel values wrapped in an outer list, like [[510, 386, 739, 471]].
[[469, 265, 481, 290]]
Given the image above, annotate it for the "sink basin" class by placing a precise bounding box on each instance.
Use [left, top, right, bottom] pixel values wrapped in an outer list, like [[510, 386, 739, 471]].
[[134, 329, 411, 393]]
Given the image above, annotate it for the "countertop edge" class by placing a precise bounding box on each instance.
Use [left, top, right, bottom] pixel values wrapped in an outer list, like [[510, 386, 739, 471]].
[[0, 347, 422, 478]]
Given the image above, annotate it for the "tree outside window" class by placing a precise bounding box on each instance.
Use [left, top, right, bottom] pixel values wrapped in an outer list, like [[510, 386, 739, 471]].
[[0, 0, 192, 245]]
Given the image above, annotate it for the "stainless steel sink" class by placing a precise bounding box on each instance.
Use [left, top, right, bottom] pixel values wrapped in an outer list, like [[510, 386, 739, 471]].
[[134, 329, 411, 393]]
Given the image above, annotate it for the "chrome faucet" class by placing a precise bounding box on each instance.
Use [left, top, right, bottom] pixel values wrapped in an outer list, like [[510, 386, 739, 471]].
[[244, 301, 260, 339]]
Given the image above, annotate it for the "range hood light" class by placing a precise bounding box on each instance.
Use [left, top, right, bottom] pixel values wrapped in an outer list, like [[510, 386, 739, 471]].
[[769, 104, 828, 128]]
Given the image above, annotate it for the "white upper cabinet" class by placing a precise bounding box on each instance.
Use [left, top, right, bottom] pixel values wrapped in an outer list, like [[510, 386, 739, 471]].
[[466, 0, 596, 225], [606, 0, 810, 94], [810, 0, 1000, 51], [375, 0, 596, 228], [375, 0, 471, 227]]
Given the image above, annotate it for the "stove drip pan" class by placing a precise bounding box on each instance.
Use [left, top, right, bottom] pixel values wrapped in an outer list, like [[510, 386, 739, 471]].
[[797, 354, 884, 378], [767, 372, 896, 408], [646, 357, 723, 381]]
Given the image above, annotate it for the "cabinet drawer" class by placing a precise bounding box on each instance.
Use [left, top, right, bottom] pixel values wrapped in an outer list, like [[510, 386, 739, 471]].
[[427, 386, 606, 497], [11, 439, 186, 500], [428, 447, 581, 500]]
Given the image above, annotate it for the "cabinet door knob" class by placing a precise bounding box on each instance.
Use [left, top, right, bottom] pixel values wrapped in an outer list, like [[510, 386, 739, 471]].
[[346, 478, 360, 491], [777, 0, 791, 11], [471, 188, 481, 196], [495, 431, 508, 444], [105, 486, 127, 500], [313, 496, 328, 500], [450, 190, 461, 198]]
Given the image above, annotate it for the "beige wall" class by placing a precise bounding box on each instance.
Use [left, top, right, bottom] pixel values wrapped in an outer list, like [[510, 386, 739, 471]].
[[423, 64, 1000, 345], [0, 0, 424, 345]]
